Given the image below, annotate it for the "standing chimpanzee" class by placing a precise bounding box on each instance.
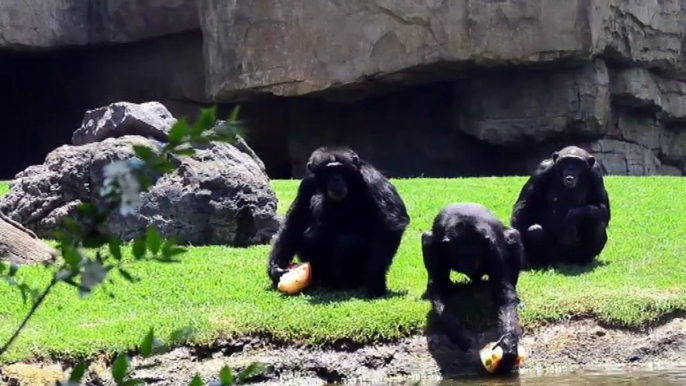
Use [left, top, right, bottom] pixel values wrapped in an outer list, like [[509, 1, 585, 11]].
[[422, 202, 524, 374], [510, 145, 611, 267], [267, 146, 410, 298]]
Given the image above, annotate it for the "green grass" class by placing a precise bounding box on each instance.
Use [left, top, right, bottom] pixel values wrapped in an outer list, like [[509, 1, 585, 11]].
[[0, 176, 685, 363]]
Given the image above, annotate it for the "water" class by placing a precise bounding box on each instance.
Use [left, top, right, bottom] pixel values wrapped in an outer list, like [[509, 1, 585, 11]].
[[422, 368, 686, 385]]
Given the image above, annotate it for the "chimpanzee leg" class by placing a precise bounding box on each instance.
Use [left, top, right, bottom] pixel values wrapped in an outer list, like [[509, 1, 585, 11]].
[[323, 235, 368, 289], [571, 220, 608, 265]]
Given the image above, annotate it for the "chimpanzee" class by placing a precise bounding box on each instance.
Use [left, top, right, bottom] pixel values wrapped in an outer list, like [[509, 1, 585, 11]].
[[421, 202, 524, 374], [510, 145, 611, 267], [267, 146, 410, 298]]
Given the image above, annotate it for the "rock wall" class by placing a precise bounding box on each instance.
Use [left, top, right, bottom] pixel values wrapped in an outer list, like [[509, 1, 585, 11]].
[[1, 0, 686, 179], [199, 0, 686, 177]]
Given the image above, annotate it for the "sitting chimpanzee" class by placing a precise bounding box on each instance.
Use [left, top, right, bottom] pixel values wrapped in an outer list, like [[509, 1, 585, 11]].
[[267, 146, 410, 298], [510, 145, 611, 267], [422, 202, 524, 374]]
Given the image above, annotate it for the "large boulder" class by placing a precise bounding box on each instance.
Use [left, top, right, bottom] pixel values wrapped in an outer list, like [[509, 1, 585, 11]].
[[0, 0, 199, 48], [72, 101, 177, 145], [199, 0, 683, 101], [0, 103, 281, 246]]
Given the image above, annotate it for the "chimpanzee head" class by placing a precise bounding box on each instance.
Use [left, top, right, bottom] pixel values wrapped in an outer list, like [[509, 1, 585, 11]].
[[441, 218, 487, 275], [552, 146, 596, 189], [306, 147, 361, 201]]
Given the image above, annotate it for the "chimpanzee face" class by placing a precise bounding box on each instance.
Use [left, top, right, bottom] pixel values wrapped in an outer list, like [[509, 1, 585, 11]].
[[552, 152, 595, 189], [306, 149, 361, 201]]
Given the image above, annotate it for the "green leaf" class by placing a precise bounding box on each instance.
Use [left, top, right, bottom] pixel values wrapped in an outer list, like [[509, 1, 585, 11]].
[[8, 262, 19, 276], [69, 362, 87, 382], [109, 238, 123, 260], [167, 117, 190, 145], [162, 237, 187, 259], [171, 147, 196, 156], [82, 235, 109, 249], [140, 328, 155, 357], [63, 247, 82, 269], [151, 160, 176, 174], [219, 366, 234, 385], [188, 375, 204, 386], [146, 227, 162, 255], [227, 105, 241, 123], [191, 106, 217, 138], [51, 230, 73, 243], [236, 362, 267, 382], [132, 237, 147, 260], [138, 174, 153, 192], [62, 217, 82, 234], [133, 145, 157, 162], [77, 203, 97, 218], [118, 268, 137, 283], [111, 353, 129, 383]]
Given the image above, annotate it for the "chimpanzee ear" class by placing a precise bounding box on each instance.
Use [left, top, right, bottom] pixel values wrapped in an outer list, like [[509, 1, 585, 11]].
[[587, 155, 596, 168], [552, 151, 559, 162], [306, 161, 314, 173]]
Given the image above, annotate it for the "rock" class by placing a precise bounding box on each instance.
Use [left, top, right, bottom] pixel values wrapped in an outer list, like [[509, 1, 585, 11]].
[[72, 101, 177, 146], [455, 60, 610, 146], [661, 129, 686, 170], [212, 120, 267, 174], [661, 164, 683, 176], [199, 0, 683, 101], [610, 68, 686, 122], [0, 0, 199, 48], [590, 139, 661, 176], [605, 111, 666, 152], [0, 134, 280, 247]]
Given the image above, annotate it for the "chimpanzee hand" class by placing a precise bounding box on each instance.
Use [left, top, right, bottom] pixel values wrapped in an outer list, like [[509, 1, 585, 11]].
[[268, 266, 289, 287]]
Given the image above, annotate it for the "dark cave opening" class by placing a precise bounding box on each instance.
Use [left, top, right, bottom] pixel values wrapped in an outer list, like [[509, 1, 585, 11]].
[[0, 48, 90, 180], [234, 79, 570, 180]]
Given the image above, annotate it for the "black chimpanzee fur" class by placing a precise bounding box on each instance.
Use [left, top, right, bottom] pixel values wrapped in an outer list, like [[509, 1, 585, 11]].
[[511, 145, 611, 267], [421, 202, 524, 374], [267, 146, 410, 298]]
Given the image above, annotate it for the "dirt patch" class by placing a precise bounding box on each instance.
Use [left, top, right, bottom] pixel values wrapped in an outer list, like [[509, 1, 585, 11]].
[[3, 317, 686, 385]]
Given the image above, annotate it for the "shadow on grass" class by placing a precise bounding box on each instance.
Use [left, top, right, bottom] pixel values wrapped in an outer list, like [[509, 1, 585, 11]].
[[424, 280, 524, 381], [304, 288, 409, 305], [260, 282, 409, 304], [524, 259, 608, 276]]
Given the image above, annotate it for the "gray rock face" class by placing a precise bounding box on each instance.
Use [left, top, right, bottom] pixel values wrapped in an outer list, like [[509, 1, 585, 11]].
[[199, 0, 683, 101], [72, 102, 177, 146], [455, 60, 611, 146], [0, 0, 199, 48], [0, 103, 280, 246]]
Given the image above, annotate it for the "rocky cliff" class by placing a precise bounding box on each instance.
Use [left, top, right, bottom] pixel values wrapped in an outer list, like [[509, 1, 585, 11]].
[[3, 0, 686, 179]]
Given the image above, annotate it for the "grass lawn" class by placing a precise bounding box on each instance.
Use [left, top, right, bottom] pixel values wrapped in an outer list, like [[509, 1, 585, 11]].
[[0, 176, 685, 363]]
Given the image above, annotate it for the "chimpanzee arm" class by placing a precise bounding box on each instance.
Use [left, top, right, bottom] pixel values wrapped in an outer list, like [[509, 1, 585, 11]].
[[430, 296, 474, 351], [267, 177, 316, 286], [577, 163, 611, 223], [510, 159, 554, 231], [361, 164, 411, 297], [487, 235, 522, 352]]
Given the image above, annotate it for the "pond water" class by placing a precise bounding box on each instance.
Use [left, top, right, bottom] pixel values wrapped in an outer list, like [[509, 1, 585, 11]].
[[418, 368, 686, 385]]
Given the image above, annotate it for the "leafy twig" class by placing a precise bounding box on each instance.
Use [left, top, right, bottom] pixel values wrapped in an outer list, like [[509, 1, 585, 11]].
[[0, 277, 59, 356]]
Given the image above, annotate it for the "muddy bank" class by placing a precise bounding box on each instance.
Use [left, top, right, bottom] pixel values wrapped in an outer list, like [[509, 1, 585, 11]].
[[3, 316, 686, 385]]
